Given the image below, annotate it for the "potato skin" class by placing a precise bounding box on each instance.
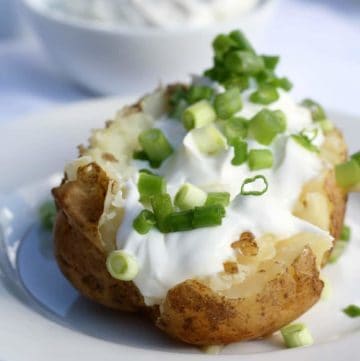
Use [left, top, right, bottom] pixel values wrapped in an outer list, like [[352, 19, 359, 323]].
[[52, 128, 348, 346]]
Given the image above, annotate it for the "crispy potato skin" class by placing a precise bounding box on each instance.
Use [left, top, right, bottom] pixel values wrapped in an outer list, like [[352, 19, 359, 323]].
[[157, 248, 322, 345], [52, 125, 348, 345]]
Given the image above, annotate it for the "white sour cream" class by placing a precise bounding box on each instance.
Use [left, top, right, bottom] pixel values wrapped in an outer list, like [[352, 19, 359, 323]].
[[116, 90, 332, 304], [43, 0, 259, 28]]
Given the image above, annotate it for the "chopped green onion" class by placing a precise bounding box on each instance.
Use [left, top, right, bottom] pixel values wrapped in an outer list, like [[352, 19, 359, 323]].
[[214, 88, 243, 119], [328, 240, 348, 263], [301, 99, 327, 121], [133, 150, 149, 161], [223, 117, 248, 144], [106, 250, 139, 281], [281, 323, 314, 348], [231, 139, 248, 165], [182, 100, 217, 130], [39, 200, 56, 231], [292, 134, 319, 153], [174, 183, 207, 210], [137, 172, 166, 203], [192, 205, 226, 228], [249, 109, 286, 145], [187, 85, 214, 104], [340, 225, 351, 241], [274, 77, 293, 91], [343, 305, 360, 318], [223, 76, 250, 91], [240, 175, 269, 196], [151, 193, 174, 233], [229, 30, 255, 53], [351, 151, 360, 165], [192, 124, 228, 155], [139, 128, 173, 168], [250, 85, 279, 105], [205, 192, 230, 207], [213, 34, 237, 61], [318, 119, 334, 132], [262, 55, 279, 70], [168, 85, 188, 118], [248, 149, 273, 170], [133, 210, 156, 234], [224, 50, 264, 75], [335, 159, 360, 189], [165, 210, 194, 232]]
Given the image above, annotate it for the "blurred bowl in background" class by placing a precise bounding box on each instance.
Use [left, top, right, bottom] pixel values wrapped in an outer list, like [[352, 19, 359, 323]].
[[22, 0, 278, 95]]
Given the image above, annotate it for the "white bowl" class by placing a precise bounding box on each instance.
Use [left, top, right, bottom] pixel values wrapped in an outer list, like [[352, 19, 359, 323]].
[[22, 0, 277, 95]]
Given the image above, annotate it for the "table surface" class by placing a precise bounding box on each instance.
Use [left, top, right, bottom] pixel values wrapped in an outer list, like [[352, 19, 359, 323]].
[[0, 0, 359, 123]]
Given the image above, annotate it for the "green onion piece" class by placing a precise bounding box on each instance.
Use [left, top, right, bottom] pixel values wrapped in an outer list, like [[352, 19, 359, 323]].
[[223, 117, 248, 145], [262, 55, 279, 70], [165, 210, 194, 232], [335, 159, 360, 188], [318, 119, 334, 133], [214, 88, 243, 119], [224, 50, 264, 75], [139, 128, 173, 168], [182, 100, 217, 130], [133, 210, 156, 235], [281, 323, 314, 348], [174, 183, 207, 210], [187, 85, 214, 104], [328, 240, 348, 264], [192, 124, 228, 155], [248, 149, 273, 170], [301, 99, 327, 121], [229, 30, 255, 53], [39, 200, 56, 231], [137, 172, 166, 203], [213, 34, 237, 61], [205, 192, 230, 207], [249, 109, 286, 145], [240, 175, 269, 196], [168, 85, 188, 119], [170, 99, 188, 119], [340, 225, 351, 241], [192, 205, 226, 229], [223, 75, 250, 91], [151, 193, 174, 232], [274, 77, 293, 91], [291, 134, 319, 153], [351, 151, 360, 165], [133, 150, 149, 161], [106, 250, 139, 281], [232, 139, 248, 166], [343, 305, 360, 318], [250, 85, 279, 105]]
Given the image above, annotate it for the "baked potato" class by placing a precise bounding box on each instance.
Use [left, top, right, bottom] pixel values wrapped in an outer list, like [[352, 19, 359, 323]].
[[52, 30, 351, 346]]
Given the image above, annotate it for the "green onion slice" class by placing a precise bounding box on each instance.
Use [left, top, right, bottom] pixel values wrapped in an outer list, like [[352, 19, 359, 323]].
[[137, 172, 166, 203], [192, 124, 228, 156], [281, 323, 314, 348], [106, 250, 139, 281], [335, 159, 360, 189], [343, 305, 360, 318], [174, 183, 207, 210], [151, 193, 174, 233], [224, 50, 264, 75], [187, 85, 214, 104], [165, 210, 194, 232], [262, 55, 279, 70], [301, 98, 327, 122], [248, 149, 273, 170], [250, 85, 279, 105], [223, 117, 248, 145], [182, 100, 217, 130], [39, 200, 56, 231], [138, 128, 173, 168], [133, 210, 156, 235], [231, 139, 248, 166], [291, 134, 319, 153], [192, 205, 226, 228], [214, 88, 243, 119], [328, 240, 348, 264], [205, 192, 230, 207], [340, 225, 351, 241], [240, 175, 269, 196]]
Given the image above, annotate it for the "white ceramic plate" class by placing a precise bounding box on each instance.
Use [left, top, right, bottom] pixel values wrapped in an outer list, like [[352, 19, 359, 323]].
[[0, 97, 359, 361]]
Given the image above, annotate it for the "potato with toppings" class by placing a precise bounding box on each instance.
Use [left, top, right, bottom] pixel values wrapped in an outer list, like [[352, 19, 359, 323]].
[[52, 31, 352, 346]]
